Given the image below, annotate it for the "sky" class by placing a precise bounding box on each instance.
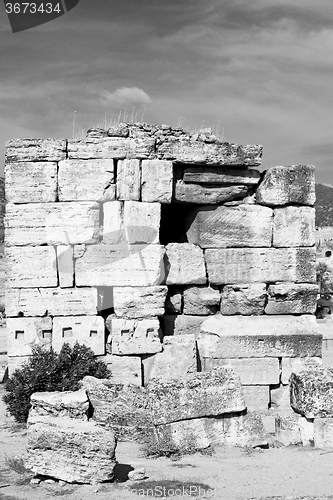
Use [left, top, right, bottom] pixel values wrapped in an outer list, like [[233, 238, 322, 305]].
[[0, 0, 333, 183]]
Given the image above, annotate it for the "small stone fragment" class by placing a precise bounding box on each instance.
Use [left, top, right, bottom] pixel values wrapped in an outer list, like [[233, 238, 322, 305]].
[[128, 468, 147, 481]]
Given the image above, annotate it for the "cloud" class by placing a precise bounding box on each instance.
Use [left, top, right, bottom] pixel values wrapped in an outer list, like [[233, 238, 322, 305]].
[[100, 87, 152, 107]]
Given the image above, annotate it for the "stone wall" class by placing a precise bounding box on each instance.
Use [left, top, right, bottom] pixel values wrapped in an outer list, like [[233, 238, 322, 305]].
[[4, 122, 321, 416]]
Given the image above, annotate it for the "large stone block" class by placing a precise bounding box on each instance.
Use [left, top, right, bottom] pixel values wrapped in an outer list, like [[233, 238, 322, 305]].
[[290, 366, 333, 418], [183, 285, 220, 315], [58, 159, 115, 201], [155, 419, 210, 450], [142, 334, 197, 383], [147, 367, 245, 425], [5, 202, 100, 246], [314, 418, 333, 448], [281, 356, 322, 385], [5, 162, 57, 203], [68, 137, 155, 159], [52, 316, 105, 355], [113, 286, 167, 318], [99, 354, 142, 386], [198, 315, 322, 359], [265, 283, 318, 315], [102, 201, 123, 244], [202, 358, 280, 385], [256, 165, 315, 207], [165, 243, 206, 285], [29, 390, 90, 419], [221, 283, 266, 315], [208, 412, 267, 447], [141, 160, 173, 203], [275, 412, 302, 446], [183, 166, 261, 185], [175, 181, 248, 204], [107, 317, 162, 355], [186, 205, 273, 248], [56, 245, 74, 288], [242, 386, 270, 411], [205, 247, 316, 284], [7, 317, 52, 357], [5, 287, 98, 317], [123, 201, 160, 244], [161, 314, 205, 337], [273, 206, 315, 247], [5, 138, 66, 162], [116, 159, 141, 200], [6, 246, 58, 287], [75, 244, 165, 286]]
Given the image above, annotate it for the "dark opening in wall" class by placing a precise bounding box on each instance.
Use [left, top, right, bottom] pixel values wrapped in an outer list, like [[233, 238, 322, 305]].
[[326, 250, 332, 257], [97, 287, 114, 319], [160, 203, 197, 245]]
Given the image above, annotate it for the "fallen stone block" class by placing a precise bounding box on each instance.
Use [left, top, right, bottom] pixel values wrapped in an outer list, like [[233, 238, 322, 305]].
[[68, 137, 155, 160], [161, 315, 205, 337], [56, 246, 74, 288], [7, 317, 52, 357], [155, 418, 210, 450], [98, 354, 142, 386], [5, 138, 66, 162], [5, 162, 57, 203], [221, 283, 266, 315], [281, 357, 322, 385], [107, 317, 162, 355], [208, 412, 268, 447], [242, 386, 270, 411], [175, 181, 248, 204], [256, 165, 315, 207], [52, 316, 105, 355], [183, 166, 261, 185], [165, 243, 206, 285], [202, 358, 279, 385], [141, 160, 173, 203], [186, 205, 273, 248], [290, 366, 333, 418], [265, 283, 318, 315], [117, 159, 141, 200], [313, 418, 333, 448], [6, 246, 58, 288], [29, 390, 90, 419], [183, 286, 220, 315], [275, 412, 302, 446], [113, 286, 167, 318], [273, 206, 315, 247]]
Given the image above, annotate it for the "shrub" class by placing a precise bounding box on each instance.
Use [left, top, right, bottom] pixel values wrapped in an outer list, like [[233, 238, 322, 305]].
[[3, 342, 110, 423]]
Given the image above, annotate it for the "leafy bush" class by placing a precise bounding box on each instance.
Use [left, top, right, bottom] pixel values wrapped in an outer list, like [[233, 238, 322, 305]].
[[3, 342, 110, 423]]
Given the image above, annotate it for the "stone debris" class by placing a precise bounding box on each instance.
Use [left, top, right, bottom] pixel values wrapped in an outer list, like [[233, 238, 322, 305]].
[[128, 468, 147, 481]]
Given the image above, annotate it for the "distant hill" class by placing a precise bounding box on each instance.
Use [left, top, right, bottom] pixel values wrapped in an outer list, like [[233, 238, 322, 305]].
[[315, 184, 333, 228]]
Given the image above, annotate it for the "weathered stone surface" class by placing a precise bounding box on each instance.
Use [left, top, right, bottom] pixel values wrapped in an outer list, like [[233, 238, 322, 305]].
[[270, 385, 291, 410], [68, 137, 155, 160], [7, 317, 52, 357], [186, 205, 273, 248], [5, 139, 66, 162], [265, 283, 318, 315], [52, 316, 105, 355], [275, 412, 302, 446], [75, 244, 165, 286], [165, 287, 182, 314], [98, 354, 142, 386], [123, 201, 160, 244], [242, 386, 270, 411], [165, 243, 206, 285], [281, 356, 322, 385], [5, 202, 100, 246], [273, 206, 315, 247], [290, 366, 333, 418], [155, 419, 210, 450], [202, 358, 280, 385], [141, 160, 173, 203], [209, 412, 268, 447], [29, 390, 89, 419], [256, 165, 315, 207], [198, 315, 322, 358], [183, 286, 220, 315], [5, 287, 98, 317], [161, 315, 205, 337], [117, 159, 141, 200], [314, 418, 333, 448], [128, 468, 147, 481], [102, 201, 123, 244], [5, 162, 57, 203], [57, 246, 74, 288], [7, 356, 30, 376], [299, 416, 314, 446], [107, 317, 162, 355], [147, 367, 245, 425], [205, 247, 316, 284], [175, 181, 248, 204], [26, 415, 116, 483], [6, 246, 58, 288], [183, 166, 261, 185], [142, 334, 197, 383], [113, 286, 167, 318], [221, 283, 266, 315], [58, 159, 115, 201], [157, 140, 263, 166]]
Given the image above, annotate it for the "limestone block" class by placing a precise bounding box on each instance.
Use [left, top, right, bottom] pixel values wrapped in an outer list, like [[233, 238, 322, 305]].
[[52, 316, 105, 355], [6, 247, 58, 288], [56, 246, 74, 288], [281, 356, 322, 385], [183, 166, 261, 185], [205, 247, 316, 284], [26, 416, 116, 484], [7, 317, 52, 357], [141, 160, 173, 203], [221, 283, 266, 315], [102, 201, 123, 244], [107, 317, 162, 355], [165, 243, 206, 285], [202, 358, 279, 385], [75, 244, 165, 286], [290, 366, 333, 418], [113, 286, 167, 318], [155, 419, 210, 450], [68, 137, 155, 160], [314, 418, 333, 448], [270, 385, 291, 410], [183, 285, 220, 315], [210, 412, 267, 447], [265, 283, 318, 315], [99, 354, 142, 386], [165, 287, 182, 314], [29, 390, 90, 419], [147, 367, 245, 425], [256, 165, 315, 207], [123, 201, 160, 244], [5, 138, 66, 162], [157, 140, 263, 166], [273, 206, 315, 247], [161, 315, 205, 337], [58, 159, 115, 201], [5, 162, 57, 203], [186, 205, 273, 248], [7, 355, 30, 375], [142, 334, 197, 383], [117, 159, 141, 200], [242, 386, 270, 411], [299, 416, 314, 446], [5, 202, 100, 246], [275, 412, 302, 446], [6, 287, 98, 317], [175, 181, 248, 204], [198, 315, 322, 359]]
